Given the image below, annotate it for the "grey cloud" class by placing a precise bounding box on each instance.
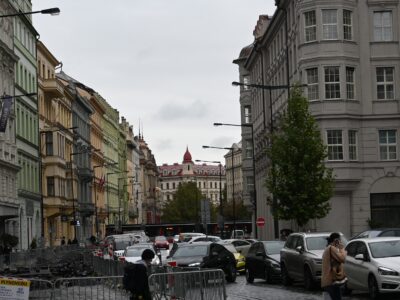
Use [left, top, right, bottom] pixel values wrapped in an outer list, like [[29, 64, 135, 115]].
[[154, 99, 209, 121]]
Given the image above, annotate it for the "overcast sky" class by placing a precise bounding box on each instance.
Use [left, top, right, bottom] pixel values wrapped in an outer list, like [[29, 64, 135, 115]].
[[33, 1, 276, 165]]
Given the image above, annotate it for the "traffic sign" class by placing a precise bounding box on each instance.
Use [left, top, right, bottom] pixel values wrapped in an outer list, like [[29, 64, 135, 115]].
[[256, 217, 265, 227]]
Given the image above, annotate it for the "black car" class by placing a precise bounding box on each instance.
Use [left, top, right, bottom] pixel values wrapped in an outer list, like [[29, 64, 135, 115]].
[[245, 241, 285, 283], [167, 242, 237, 283], [350, 228, 400, 240]]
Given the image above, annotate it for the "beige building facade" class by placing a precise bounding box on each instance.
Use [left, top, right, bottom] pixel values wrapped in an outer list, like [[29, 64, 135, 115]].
[[235, 0, 400, 240]]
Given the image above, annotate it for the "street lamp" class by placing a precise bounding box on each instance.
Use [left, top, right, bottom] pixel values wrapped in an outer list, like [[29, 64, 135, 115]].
[[202, 145, 237, 238], [0, 7, 60, 18], [232, 81, 307, 239], [213, 122, 257, 239], [195, 159, 223, 237]]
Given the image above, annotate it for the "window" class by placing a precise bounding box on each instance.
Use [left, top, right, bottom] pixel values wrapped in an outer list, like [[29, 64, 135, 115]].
[[374, 11, 392, 41], [324, 66, 340, 99], [47, 177, 55, 196], [45, 132, 53, 156], [244, 105, 252, 123], [243, 76, 250, 90], [346, 67, 355, 99], [379, 130, 397, 160], [376, 67, 394, 100], [306, 68, 319, 100], [245, 139, 253, 158], [304, 11, 316, 42], [343, 10, 353, 40], [166, 182, 169, 189], [322, 10, 338, 40], [348, 130, 358, 160], [327, 130, 343, 160]]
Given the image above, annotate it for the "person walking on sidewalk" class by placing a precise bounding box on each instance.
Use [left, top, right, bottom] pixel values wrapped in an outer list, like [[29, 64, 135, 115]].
[[321, 232, 347, 300], [123, 248, 155, 300]]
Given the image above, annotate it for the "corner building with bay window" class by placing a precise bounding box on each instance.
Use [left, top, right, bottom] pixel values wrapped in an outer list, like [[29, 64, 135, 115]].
[[234, 0, 400, 240]]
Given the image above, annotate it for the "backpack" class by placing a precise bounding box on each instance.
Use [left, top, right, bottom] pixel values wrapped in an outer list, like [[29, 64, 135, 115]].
[[123, 263, 149, 294]]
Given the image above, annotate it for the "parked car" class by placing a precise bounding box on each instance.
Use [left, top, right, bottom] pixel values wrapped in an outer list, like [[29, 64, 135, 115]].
[[344, 237, 400, 299], [120, 243, 160, 265], [187, 235, 221, 243], [230, 230, 245, 239], [154, 236, 169, 250], [245, 239, 259, 244], [102, 234, 137, 259], [220, 243, 246, 274], [180, 232, 205, 242], [220, 239, 251, 256], [350, 228, 400, 240], [280, 232, 347, 290], [167, 242, 237, 282], [246, 240, 285, 283]]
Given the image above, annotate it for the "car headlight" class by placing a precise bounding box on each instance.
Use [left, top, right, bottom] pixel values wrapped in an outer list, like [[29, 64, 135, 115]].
[[378, 267, 399, 276], [312, 259, 322, 265], [189, 262, 201, 267]]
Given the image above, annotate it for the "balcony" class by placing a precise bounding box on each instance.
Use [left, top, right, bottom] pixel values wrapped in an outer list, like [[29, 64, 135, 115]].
[[78, 202, 95, 217], [128, 205, 138, 218], [40, 78, 64, 98], [77, 167, 93, 182]]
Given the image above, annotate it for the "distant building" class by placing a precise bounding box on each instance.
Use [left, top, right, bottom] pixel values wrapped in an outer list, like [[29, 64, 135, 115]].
[[224, 142, 243, 206], [158, 147, 226, 213]]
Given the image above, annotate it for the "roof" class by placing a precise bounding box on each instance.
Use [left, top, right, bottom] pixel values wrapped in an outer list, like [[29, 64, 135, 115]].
[[183, 146, 193, 163], [349, 237, 400, 243]]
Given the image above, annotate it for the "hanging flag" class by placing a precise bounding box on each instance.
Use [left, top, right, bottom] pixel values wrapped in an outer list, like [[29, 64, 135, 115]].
[[0, 96, 13, 133], [98, 174, 105, 189]]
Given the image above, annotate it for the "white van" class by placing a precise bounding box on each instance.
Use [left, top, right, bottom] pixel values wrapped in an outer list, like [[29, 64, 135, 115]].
[[230, 230, 245, 239]]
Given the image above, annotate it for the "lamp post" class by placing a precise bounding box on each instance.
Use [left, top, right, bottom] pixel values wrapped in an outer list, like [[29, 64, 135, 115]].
[[202, 145, 236, 238], [195, 159, 223, 237], [232, 81, 307, 239], [0, 7, 60, 18], [213, 122, 257, 239]]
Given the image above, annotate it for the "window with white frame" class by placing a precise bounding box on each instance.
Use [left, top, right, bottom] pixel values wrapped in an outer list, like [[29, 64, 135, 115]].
[[343, 10, 353, 40], [304, 10, 316, 42], [327, 130, 343, 160], [377, 67, 394, 100], [348, 130, 358, 160], [379, 130, 397, 160], [244, 105, 252, 123], [322, 9, 338, 40], [374, 11, 393, 41], [243, 75, 250, 90], [325, 66, 340, 99], [306, 68, 319, 100], [346, 67, 355, 100], [245, 139, 253, 159]]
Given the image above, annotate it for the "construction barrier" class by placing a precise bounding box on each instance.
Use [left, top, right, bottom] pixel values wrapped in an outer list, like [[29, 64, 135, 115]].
[[149, 269, 227, 300]]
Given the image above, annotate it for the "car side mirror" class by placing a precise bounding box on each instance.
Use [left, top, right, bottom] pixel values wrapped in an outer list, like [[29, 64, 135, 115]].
[[256, 251, 265, 257], [296, 246, 304, 253], [355, 253, 365, 261]]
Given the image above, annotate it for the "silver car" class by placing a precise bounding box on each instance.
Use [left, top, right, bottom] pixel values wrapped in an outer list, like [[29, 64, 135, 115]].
[[344, 237, 400, 299], [280, 232, 347, 290]]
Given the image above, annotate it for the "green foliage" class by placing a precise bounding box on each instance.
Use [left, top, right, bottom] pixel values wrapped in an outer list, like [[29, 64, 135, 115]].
[[30, 238, 37, 249], [162, 182, 217, 223], [223, 200, 252, 221], [266, 86, 334, 227], [0, 233, 19, 248]]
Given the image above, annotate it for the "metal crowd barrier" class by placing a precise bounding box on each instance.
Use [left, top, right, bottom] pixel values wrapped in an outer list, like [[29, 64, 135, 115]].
[[92, 255, 125, 276], [29, 278, 54, 300], [149, 269, 227, 300]]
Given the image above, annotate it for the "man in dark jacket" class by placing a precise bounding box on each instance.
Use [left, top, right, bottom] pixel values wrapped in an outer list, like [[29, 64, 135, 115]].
[[123, 249, 155, 300]]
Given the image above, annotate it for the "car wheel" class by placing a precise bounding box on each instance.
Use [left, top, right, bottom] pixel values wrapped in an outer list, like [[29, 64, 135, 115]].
[[343, 283, 352, 296], [368, 275, 380, 300], [245, 268, 254, 283], [281, 264, 292, 286], [226, 263, 237, 283], [304, 267, 315, 290]]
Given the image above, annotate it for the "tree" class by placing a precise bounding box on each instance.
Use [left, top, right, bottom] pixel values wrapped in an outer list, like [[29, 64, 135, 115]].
[[162, 182, 217, 223], [266, 86, 334, 228]]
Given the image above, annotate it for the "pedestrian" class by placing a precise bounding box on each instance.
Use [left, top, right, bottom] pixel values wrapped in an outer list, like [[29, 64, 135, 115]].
[[321, 232, 347, 300], [67, 239, 72, 245], [123, 249, 155, 300], [72, 238, 78, 245], [61, 236, 66, 246]]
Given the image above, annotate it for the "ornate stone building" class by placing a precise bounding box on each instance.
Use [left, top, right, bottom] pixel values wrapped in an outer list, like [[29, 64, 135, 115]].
[[235, 0, 400, 239]]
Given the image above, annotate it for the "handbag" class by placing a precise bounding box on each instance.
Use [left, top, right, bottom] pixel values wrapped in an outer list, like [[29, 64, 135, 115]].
[[330, 247, 347, 285]]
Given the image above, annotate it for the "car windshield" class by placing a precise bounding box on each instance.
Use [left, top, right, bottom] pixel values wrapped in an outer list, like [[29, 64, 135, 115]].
[[173, 245, 208, 257], [264, 241, 285, 254], [114, 240, 132, 251], [369, 240, 400, 258], [306, 237, 328, 250], [126, 247, 150, 257], [156, 236, 166, 241], [223, 244, 238, 253]]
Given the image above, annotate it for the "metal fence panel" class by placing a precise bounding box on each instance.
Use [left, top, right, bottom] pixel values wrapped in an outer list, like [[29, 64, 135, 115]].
[[28, 278, 54, 300], [53, 276, 130, 300], [149, 269, 227, 300]]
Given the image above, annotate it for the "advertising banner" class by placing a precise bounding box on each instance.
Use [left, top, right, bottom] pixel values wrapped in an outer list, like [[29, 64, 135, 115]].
[[0, 277, 30, 300]]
